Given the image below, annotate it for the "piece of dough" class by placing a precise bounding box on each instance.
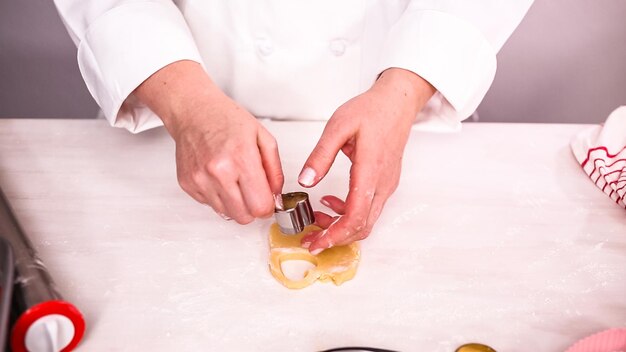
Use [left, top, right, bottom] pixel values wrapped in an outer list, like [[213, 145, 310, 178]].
[[268, 223, 360, 289]]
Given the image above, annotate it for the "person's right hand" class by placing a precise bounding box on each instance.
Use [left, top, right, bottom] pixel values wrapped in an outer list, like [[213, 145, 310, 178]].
[[135, 60, 284, 224], [171, 95, 284, 223]]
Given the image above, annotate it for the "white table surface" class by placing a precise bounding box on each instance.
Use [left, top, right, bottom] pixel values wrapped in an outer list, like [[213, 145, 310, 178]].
[[0, 119, 624, 352]]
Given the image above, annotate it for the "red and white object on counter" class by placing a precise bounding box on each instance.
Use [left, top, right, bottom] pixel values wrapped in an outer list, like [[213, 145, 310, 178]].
[[565, 328, 626, 352], [11, 300, 84, 352], [571, 106, 626, 209]]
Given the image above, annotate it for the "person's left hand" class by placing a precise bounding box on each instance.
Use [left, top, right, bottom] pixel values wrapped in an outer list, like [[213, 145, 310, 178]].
[[297, 68, 435, 254]]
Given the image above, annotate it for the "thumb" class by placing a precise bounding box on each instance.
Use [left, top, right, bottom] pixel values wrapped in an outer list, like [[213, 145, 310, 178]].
[[299, 121, 353, 188]]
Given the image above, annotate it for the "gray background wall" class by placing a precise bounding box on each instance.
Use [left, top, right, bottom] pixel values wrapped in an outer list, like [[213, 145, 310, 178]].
[[0, 0, 99, 118], [1, 0, 625, 123]]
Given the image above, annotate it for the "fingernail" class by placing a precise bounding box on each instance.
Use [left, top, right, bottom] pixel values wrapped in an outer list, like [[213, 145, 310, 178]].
[[302, 241, 311, 249], [298, 167, 316, 187], [320, 198, 330, 207], [218, 213, 232, 221], [274, 193, 284, 211], [310, 248, 324, 256]]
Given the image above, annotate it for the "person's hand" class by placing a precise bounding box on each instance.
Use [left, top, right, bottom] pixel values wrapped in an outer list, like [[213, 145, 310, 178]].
[[298, 68, 435, 254], [170, 96, 283, 224], [135, 60, 284, 223]]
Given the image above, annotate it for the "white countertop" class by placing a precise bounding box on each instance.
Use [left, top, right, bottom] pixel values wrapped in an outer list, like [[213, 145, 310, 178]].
[[0, 119, 624, 352]]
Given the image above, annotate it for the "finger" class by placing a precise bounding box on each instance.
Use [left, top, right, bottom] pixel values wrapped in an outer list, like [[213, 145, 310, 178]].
[[313, 211, 336, 229], [362, 193, 387, 240], [308, 216, 359, 254], [204, 190, 229, 220], [333, 192, 387, 243], [334, 192, 387, 243], [301, 229, 325, 249], [298, 118, 354, 188], [257, 127, 284, 195], [320, 195, 346, 215], [204, 155, 257, 224], [191, 176, 234, 221], [185, 167, 234, 219], [307, 194, 387, 251], [183, 187, 208, 206], [179, 170, 215, 207], [183, 178, 235, 222], [306, 216, 369, 252], [177, 170, 208, 205], [220, 180, 254, 224], [238, 151, 275, 219], [309, 149, 377, 253]]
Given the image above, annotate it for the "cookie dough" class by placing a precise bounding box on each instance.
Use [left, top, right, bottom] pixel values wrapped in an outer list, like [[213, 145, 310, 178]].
[[268, 223, 360, 289]]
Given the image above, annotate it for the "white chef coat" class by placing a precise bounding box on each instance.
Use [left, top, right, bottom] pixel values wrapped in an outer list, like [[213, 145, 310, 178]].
[[53, 0, 533, 133]]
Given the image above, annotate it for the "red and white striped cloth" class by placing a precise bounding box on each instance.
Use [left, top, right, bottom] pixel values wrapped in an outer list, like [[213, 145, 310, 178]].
[[571, 106, 626, 209]]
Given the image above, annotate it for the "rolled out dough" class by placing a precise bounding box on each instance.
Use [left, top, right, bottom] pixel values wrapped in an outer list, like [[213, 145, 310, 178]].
[[268, 223, 360, 289]]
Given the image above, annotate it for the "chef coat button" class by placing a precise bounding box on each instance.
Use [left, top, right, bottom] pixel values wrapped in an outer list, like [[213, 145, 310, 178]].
[[329, 39, 347, 56], [255, 37, 274, 56]]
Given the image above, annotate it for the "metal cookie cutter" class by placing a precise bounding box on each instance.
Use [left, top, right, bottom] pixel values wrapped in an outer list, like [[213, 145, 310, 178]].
[[274, 192, 315, 234]]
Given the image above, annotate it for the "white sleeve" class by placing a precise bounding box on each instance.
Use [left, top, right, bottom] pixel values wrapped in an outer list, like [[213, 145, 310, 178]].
[[377, 1, 534, 131], [53, 0, 203, 133]]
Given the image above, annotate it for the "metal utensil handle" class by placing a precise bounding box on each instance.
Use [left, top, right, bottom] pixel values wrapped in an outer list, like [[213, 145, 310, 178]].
[[0, 186, 85, 352], [0, 237, 15, 350], [0, 188, 61, 310]]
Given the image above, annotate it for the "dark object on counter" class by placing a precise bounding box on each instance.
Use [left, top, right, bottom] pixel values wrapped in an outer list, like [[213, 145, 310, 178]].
[[0, 237, 15, 351], [456, 343, 497, 352], [0, 187, 85, 352], [319, 347, 400, 352]]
